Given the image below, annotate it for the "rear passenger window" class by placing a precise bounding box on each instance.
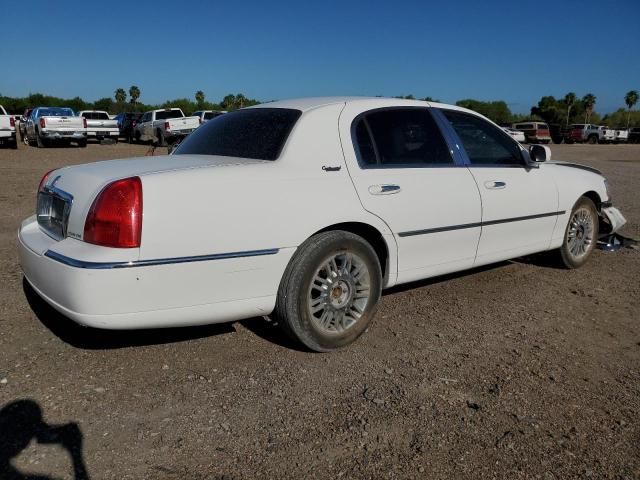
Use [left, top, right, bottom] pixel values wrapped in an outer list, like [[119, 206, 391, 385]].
[[353, 108, 453, 167], [443, 110, 523, 166]]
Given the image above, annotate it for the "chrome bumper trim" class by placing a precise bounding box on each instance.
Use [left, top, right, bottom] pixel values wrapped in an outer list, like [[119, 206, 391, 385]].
[[44, 248, 280, 269]]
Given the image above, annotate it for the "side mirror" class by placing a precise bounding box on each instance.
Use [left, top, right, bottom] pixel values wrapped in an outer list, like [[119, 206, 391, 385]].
[[529, 144, 551, 163]]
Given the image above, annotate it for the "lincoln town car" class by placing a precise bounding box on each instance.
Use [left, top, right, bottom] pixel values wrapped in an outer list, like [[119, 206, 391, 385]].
[[18, 97, 626, 351]]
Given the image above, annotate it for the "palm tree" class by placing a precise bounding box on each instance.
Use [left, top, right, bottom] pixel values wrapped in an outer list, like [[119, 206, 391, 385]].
[[582, 93, 596, 123], [624, 90, 638, 128], [222, 94, 236, 110], [195, 90, 205, 107], [114, 88, 126, 104], [129, 85, 141, 105], [235, 93, 246, 109], [564, 92, 576, 126]]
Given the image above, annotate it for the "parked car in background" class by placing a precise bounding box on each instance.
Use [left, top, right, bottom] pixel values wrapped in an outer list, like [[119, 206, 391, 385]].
[[19, 97, 626, 352], [568, 124, 603, 144], [599, 126, 617, 143], [501, 127, 526, 143], [614, 129, 628, 143], [18, 108, 33, 144], [25, 107, 87, 148], [0, 105, 18, 149], [511, 122, 551, 144], [79, 111, 119, 142], [115, 112, 142, 143], [134, 108, 199, 145], [192, 110, 227, 125], [628, 127, 640, 144]]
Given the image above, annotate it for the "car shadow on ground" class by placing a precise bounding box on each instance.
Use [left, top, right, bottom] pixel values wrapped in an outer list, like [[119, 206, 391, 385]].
[[23, 257, 557, 352], [0, 398, 90, 479], [23, 279, 236, 350]]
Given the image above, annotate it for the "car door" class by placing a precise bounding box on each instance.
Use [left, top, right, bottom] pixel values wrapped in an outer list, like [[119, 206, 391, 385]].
[[438, 109, 559, 266], [340, 105, 482, 284], [139, 112, 152, 140]]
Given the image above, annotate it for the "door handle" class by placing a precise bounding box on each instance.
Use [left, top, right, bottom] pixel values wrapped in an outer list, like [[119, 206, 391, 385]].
[[369, 184, 401, 195], [484, 180, 506, 190]]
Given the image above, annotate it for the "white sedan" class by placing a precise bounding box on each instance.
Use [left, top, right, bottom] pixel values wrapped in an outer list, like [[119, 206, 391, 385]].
[[19, 97, 626, 351], [502, 127, 526, 143]]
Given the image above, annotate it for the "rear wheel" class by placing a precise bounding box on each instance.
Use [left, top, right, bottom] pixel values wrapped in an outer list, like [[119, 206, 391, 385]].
[[78, 139, 87, 148], [134, 131, 141, 143], [156, 129, 167, 147], [588, 135, 598, 145], [555, 197, 599, 269], [35, 130, 45, 148], [273, 231, 382, 352]]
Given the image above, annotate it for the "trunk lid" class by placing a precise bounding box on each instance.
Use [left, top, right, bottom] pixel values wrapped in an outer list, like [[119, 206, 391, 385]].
[[38, 155, 267, 242]]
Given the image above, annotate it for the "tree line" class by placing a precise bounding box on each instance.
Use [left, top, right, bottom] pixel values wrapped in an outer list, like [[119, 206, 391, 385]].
[[0, 86, 260, 117], [1, 87, 638, 127]]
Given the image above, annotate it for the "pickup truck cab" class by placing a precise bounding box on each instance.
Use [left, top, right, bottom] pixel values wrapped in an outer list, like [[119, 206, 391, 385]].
[[192, 110, 227, 125], [79, 111, 119, 142], [134, 108, 199, 146], [0, 105, 18, 149], [511, 122, 551, 144], [25, 107, 87, 148]]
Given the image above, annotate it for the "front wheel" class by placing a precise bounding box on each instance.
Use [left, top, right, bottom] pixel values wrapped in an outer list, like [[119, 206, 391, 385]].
[[555, 197, 599, 269], [273, 231, 382, 352]]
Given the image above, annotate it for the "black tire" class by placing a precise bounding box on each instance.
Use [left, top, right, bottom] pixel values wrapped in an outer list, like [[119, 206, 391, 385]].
[[11, 139, 18, 149], [156, 129, 167, 147], [35, 130, 46, 148], [587, 135, 598, 145], [78, 139, 87, 148], [554, 197, 599, 269], [134, 131, 141, 144], [272, 230, 382, 352]]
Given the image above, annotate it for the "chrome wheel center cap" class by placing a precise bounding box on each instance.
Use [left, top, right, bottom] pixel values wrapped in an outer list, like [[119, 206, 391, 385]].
[[329, 279, 352, 309]]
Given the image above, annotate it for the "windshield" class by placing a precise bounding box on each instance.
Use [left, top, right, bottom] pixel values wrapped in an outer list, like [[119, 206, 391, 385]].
[[37, 108, 75, 117], [174, 108, 301, 161], [156, 110, 184, 120]]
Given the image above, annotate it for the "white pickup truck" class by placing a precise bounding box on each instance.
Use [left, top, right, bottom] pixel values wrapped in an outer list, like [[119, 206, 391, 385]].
[[78, 111, 119, 142], [25, 107, 87, 148], [0, 105, 18, 149], [134, 108, 199, 146]]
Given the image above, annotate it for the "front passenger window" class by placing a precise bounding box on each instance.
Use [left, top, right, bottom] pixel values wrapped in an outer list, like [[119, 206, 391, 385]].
[[442, 110, 523, 166]]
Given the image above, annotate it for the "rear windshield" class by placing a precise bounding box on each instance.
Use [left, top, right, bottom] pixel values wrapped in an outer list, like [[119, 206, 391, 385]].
[[174, 108, 301, 160], [537, 124, 549, 130], [156, 110, 184, 120], [572, 124, 585, 129], [37, 108, 75, 117], [514, 123, 533, 129], [82, 111, 109, 120]]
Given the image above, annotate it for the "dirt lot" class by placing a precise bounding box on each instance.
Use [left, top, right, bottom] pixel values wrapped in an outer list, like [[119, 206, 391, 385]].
[[0, 140, 638, 480]]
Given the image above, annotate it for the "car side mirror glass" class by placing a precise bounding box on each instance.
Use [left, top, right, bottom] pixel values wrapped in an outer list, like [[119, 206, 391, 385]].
[[529, 144, 551, 163]]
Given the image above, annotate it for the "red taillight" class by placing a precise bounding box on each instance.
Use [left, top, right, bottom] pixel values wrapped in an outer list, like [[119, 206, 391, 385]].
[[38, 169, 55, 192], [83, 177, 142, 248], [164, 121, 170, 131], [83, 117, 88, 128], [10, 117, 15, 128], [39, 118, 46, 129]]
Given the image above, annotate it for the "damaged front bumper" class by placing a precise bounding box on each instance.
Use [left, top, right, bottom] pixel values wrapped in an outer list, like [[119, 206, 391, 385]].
[[597, 204, 634, 251]]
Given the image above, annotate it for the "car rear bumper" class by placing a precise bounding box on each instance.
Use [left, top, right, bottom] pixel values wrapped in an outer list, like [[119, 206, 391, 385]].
[[41, 130, 86, 139], [18, 216, 293, 329], [0, 130, 16, 139], [87, 129, 119, 137]]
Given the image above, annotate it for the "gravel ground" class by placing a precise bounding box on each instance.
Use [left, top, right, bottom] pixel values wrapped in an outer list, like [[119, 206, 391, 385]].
[[0, 140, 639, 479]]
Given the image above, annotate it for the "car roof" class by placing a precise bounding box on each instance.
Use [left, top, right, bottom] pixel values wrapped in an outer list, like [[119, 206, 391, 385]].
[[248, 96, 477, 115]]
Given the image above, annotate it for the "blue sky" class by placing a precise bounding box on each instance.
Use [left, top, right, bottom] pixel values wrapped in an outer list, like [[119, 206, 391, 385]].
[[1, 0, 638, 114]]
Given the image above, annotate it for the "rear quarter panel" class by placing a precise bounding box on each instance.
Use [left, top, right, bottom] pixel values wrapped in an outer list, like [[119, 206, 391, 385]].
[[138, 104, 394, 263]]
